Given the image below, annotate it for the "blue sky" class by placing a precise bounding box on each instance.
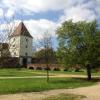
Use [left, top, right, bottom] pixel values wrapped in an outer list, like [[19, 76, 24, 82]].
[[0, 0, 100, 49]]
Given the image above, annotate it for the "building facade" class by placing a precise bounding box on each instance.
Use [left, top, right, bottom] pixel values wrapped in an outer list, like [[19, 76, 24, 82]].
[[9, 22, 33, 66]]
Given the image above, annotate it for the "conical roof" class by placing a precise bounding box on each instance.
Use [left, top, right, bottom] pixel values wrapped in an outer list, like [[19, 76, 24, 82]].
[[11, 22, 33, 38]]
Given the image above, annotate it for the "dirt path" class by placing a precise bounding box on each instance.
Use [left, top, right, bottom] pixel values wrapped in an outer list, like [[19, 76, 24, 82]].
[[0, 74, 100, 79], [0, 82, 100, 100], [0, 74, 86, 79]]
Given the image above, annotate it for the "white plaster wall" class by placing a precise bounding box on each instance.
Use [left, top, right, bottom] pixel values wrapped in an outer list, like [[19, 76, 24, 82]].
[[9, 36, 20, 57], [20, 36, 33, 57], [9, 35, 33, 59]]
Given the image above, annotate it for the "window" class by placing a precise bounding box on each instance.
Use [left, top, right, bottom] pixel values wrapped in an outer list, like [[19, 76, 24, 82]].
[[26, 45, 28, 48], [13, 38, 15, 41], [25, 52, 28, 56], [26, 39, 28, 42], [14, 52, 16, 55], [13, 45, 15, 47]]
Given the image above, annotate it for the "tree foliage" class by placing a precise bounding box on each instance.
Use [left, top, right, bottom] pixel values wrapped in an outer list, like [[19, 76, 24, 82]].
[[33, 48, 56, 64], [56, 20, 100, 80]]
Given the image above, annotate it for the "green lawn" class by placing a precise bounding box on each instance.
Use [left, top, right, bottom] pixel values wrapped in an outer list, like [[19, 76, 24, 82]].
[[50, 70, 86, 75], [0, 68, 99, 95], [0, 68, 84, 77], [0, 68, 100, 77], [0, 69, 47, 77], [42, 94, 85, 100], [0, 77, 96, 94], [50, 69, 100, 76]]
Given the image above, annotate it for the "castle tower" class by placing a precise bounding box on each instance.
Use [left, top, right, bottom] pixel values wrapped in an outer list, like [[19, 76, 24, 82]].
[[9, 22, 33, 66]]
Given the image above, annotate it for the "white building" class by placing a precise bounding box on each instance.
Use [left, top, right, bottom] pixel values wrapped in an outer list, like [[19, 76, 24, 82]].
[[9, 22, 33, 66]]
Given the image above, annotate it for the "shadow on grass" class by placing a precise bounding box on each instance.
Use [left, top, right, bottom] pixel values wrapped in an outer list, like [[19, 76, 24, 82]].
[[73, 77, 100, 82], [49, 77, 100, 84]]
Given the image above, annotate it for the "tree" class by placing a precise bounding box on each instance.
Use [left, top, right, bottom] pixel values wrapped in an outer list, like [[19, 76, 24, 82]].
[[33, 48, 55, 64], [56, 20, 100, 80], [37, 32, 54, 82], [0, 15, 16, 67]]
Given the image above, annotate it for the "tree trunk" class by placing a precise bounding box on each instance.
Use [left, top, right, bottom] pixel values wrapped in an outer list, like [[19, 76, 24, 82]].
[[47, 68, 49, 83], [86, 64, 92, 80]]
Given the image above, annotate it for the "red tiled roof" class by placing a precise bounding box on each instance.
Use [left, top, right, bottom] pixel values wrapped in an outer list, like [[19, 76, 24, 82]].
[[11, 22, 33, 38]]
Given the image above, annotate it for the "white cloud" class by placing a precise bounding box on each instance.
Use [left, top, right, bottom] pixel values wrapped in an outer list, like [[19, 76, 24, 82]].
[[59, 0, 99, 23], [23, 19, 58, 40], [60, 6, 97, 23], [1, 0, 100, 23], [0, 8, 3, 17], [6, 9, 14, 18], [2, 0, 67, 13], [2, 0, 88, 14]]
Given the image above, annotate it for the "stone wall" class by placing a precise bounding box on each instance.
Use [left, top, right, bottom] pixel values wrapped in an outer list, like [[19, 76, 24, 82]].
[[0, 57, 20, 68]]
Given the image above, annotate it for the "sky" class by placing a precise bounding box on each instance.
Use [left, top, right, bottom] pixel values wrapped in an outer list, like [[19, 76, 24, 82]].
[[0, 0, 100, 49]]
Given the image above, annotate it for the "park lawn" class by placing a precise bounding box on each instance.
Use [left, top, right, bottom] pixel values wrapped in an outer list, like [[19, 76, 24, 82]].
[[34, 70, 100, 76], [50, 70, 86, 75], [0, 69, 47, 77], [92, 72, 100, 76], [42, 94, 85, 100], [0, 77, 96, 94], [0, 68, 86, 77], [0, 68, 99, 77]]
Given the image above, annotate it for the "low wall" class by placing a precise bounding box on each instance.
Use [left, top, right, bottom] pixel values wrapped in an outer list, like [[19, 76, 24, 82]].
[[0, 57, 20, 68]]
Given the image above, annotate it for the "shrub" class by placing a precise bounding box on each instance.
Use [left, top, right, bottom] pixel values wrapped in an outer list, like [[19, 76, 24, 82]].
[[29, 67, 34, 70], [63, 68, 68, 71], [74, 66, 81, 72], [36, 67, 42, 70], [44, 67, 51, 71], [53, 67, 60, 71]]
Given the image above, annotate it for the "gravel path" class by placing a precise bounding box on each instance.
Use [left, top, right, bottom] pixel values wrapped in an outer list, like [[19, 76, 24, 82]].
[[0, 82, 100, 100], [0, 75, 100, 79]]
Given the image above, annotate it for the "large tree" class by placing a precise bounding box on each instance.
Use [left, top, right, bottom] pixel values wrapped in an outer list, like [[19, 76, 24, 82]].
[[56, 20, 100, 80]]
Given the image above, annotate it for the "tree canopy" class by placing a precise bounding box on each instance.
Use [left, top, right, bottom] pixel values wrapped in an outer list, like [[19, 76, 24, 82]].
[[56, 20, 100, 69]]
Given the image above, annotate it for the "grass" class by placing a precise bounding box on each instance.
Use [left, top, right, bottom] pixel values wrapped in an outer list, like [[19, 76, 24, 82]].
[[0, 68, 47, 77], [42, 94, 85, 100], [50, 70, 86, 75], [0, 68, 100, 77], [0, 77, 97, 94]]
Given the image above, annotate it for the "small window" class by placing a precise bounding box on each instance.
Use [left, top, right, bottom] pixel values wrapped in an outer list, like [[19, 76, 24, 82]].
[[26, 39, 28, 42], [26, 45, 28, 48], [13, 38, 15, 41], [25, 52, 28, 56], [14, 52, 16, 55], [13, 45, 15, 47]]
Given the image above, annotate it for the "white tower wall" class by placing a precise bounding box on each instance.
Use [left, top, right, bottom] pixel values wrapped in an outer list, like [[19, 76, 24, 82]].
[[9, 36, 20, 57]]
